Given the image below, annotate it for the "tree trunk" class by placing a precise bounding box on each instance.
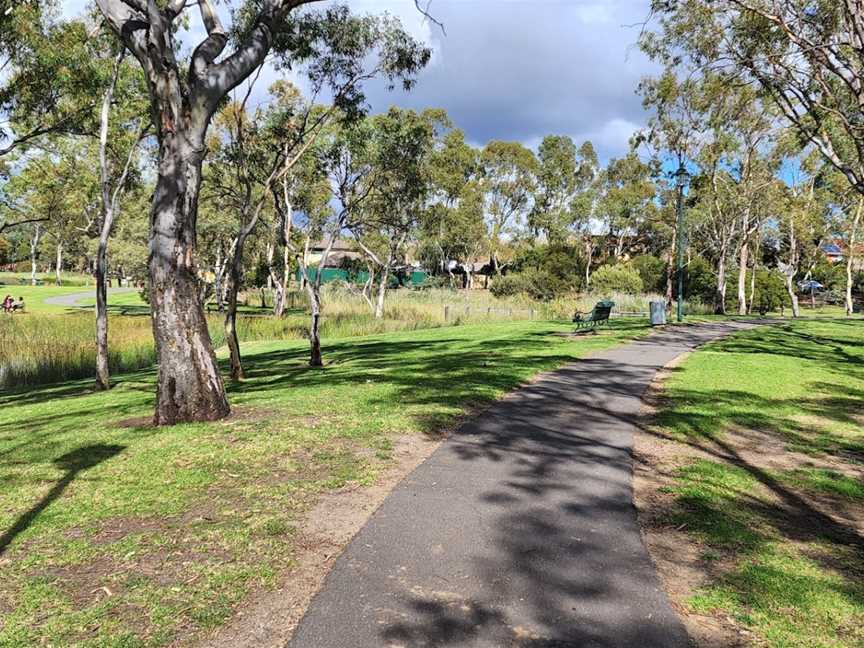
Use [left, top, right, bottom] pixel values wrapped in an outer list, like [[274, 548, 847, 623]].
[[748, 243, 757, 315], [224, 228, 252, 382], [55, 243, 63, 286], [375, 266, 389, 319], [94, 234, 111, 390], [584, 237, 593, 289], [846, 199, 862, 316], [265, 242, 274, 290], [213, 245, 226, 312], [782, 273, 800, 318], [736, 242, 748, 315], [714, 252, 727, 314], [149, 135, 229, 425], [30, 224, 41, 285], [306, 280, 323, 367]]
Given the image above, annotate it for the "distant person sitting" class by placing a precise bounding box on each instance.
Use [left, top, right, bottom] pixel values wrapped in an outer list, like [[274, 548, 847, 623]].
[[11, 296, 25, 313], [2, 295, 12, 313]]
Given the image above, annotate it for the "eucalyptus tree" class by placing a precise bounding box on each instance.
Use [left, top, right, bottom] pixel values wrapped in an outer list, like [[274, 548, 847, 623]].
[[569, 141, 600, 286], [424, 128, 481, 278], [774, 151, 829, 317], [1, 2, 100, 157], [205, 11, 430, 381], [300, 120, 375, 366], [1, 152, 78, 282], [643, 0, 864, 201], [822, 171, 863, 316], [349, 108, 443, 317], [530, 135, 578, 242], [481, 141, 538, 274], [595, 152, 657, 261], [92, 0, 430, 423], [90, 46, 150, 390]]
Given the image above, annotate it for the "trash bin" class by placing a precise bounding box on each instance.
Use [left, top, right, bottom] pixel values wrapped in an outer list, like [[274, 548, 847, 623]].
[[649, 301, 667, 326]]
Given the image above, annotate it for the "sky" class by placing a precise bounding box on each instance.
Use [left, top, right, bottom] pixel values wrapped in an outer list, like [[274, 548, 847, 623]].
[[63, 0, 658, 163]]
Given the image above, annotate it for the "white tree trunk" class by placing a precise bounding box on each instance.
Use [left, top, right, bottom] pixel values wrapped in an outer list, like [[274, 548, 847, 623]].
[[55, 242, 63, 286], [714, 251, 728, 314], [846, 199, 862, 316], [30, 224, 41, 286], [736, 242, 748, 315], [374, 266, 389, 319]]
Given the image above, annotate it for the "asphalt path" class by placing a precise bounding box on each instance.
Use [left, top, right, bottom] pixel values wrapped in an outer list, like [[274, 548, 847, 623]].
[[42, 287, 138, 307], [289, 322, 758, 648]]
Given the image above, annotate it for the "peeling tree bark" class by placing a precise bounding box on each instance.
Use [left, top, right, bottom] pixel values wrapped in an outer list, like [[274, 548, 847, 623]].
[[93, 0, 305, 423]]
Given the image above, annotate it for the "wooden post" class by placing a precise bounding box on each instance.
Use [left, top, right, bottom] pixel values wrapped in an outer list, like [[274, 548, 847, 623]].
[[444, 305, 450, 322], [530, 309, 535, 320], [487, 307, 492, 317]]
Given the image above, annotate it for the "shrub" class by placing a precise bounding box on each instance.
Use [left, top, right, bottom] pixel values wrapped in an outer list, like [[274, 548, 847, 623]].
[[752, 269, 788, 313], [511, 244, 584, 292], [489, 274, 529, 298], [684, 256, 716, 303], [589, 264, 644, 295], [490, 270, 568, 301], [630, 255, 667, 293]]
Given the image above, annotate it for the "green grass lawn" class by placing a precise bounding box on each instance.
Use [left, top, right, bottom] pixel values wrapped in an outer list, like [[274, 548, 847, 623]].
[[649, 319, 864, 647], [0, 319, 648, 647], [0, 284, 98, 314]]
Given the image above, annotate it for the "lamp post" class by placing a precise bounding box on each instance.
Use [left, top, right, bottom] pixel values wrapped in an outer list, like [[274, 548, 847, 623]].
[[674, 164, 689, 323]]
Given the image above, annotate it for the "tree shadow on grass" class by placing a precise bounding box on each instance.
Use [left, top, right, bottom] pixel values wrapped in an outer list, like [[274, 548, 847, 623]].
[[636, 324, 864, 641], [0, 444, 125, 556]]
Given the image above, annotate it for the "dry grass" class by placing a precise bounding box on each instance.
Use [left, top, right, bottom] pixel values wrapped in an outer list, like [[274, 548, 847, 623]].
[[0, 286, 663, 388]]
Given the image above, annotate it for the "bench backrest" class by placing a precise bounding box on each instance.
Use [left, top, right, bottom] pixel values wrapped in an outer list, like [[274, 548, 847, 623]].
[[593, 301, 614, 320]]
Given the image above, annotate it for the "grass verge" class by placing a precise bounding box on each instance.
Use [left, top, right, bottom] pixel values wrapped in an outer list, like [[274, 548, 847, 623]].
[[637, 319, 864, 648], [0, 318, 648, 647]]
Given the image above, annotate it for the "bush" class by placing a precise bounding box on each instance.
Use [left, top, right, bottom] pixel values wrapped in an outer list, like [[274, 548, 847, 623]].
[[630, 255, 667, 293], [752, 269, 788, 313], [684, 256, 716, 303], [489, 274, 528, 298], [489, 270, 568, 301], [511, 244, 584, 292], [589, 264, 644, 295], [811, 259, 845, 291]]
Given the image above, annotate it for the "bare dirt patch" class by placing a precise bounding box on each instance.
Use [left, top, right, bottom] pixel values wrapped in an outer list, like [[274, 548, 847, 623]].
[[191, 433, 443, 648]]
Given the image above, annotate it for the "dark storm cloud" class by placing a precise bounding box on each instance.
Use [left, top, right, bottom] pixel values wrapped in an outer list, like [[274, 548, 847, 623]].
[[63, 0, 657, 159], [362, 0, 658, 160]]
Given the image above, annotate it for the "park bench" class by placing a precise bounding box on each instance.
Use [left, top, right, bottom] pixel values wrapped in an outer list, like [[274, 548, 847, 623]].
[[573, 300, 614, 332]]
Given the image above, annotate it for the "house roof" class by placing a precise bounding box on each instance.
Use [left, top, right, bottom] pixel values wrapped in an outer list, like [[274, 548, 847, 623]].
[[310, 239, 355, 252]]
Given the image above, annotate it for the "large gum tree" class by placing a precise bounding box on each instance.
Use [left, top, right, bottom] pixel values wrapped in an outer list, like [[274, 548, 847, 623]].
[[93, 0, 430, 424]]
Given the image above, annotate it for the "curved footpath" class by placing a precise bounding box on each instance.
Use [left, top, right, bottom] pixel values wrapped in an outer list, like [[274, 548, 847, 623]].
[[289, 322, 759, 648], [42, 287, 137, 307]]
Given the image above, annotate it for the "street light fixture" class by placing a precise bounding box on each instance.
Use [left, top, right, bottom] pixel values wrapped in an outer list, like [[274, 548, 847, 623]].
[[674, 164, 690, 323]]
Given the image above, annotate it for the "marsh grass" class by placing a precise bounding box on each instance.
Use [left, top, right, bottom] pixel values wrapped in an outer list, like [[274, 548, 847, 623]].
[[1, 287, 663, 388]]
